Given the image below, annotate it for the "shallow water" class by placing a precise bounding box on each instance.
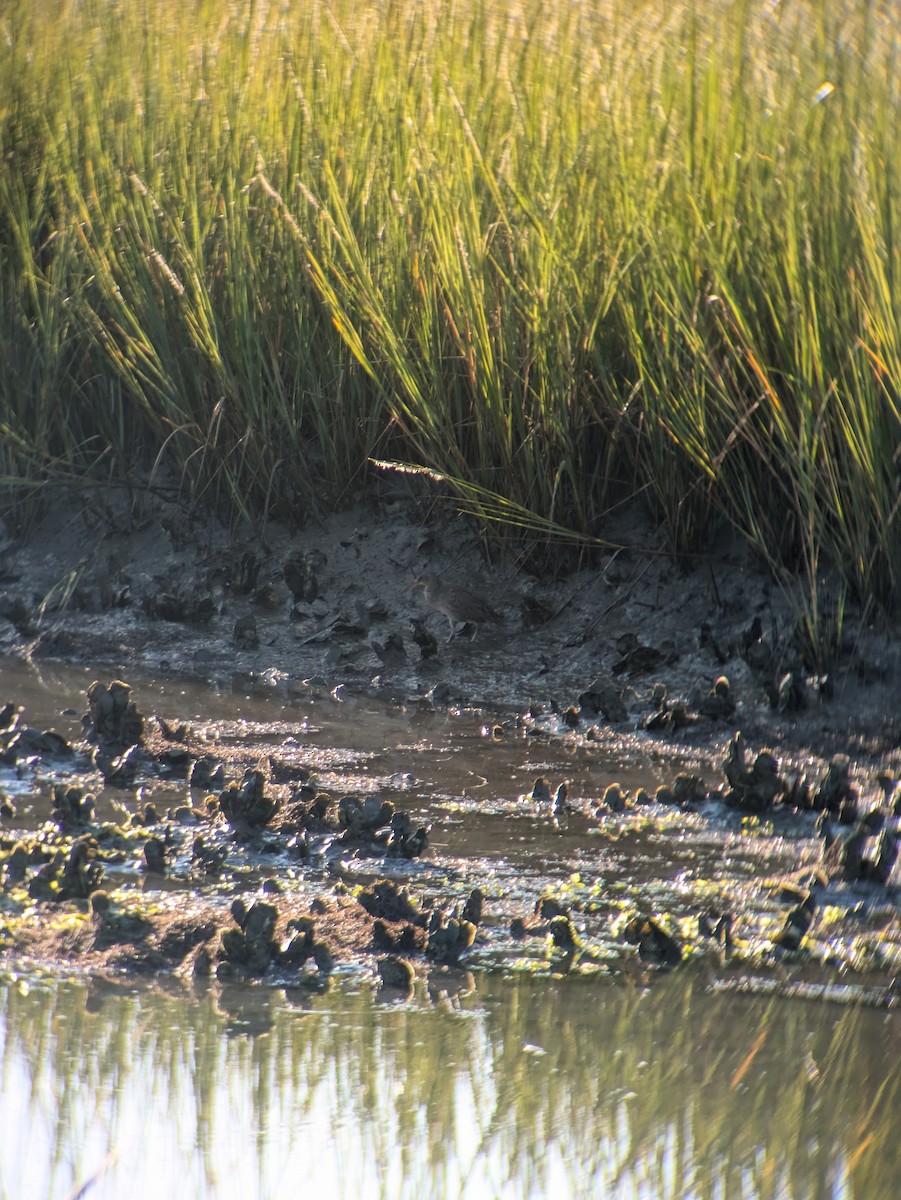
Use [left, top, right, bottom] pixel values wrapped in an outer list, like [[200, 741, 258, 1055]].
[[0, 969, 898, 1200], [0, 656, 812, 971], [0, 658, 898, 1197]]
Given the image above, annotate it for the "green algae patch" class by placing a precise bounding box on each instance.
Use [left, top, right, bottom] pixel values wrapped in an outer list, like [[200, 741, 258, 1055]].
[[46, 909, 91, 935]]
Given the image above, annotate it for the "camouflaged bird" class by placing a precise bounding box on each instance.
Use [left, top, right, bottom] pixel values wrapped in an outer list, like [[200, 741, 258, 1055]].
[[409, 573, 501, 641]]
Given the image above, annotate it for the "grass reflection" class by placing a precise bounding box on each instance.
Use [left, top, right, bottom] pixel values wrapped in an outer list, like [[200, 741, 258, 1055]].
[[0, 971, 897, 1198]]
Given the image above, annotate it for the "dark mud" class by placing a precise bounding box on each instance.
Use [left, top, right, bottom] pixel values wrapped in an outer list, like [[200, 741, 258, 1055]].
[[0, 488, 899, 1005]]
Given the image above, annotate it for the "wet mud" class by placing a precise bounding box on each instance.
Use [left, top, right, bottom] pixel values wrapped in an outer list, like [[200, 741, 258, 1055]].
[[0, 658, 897, 1008], [0, 492, 898, 1004]]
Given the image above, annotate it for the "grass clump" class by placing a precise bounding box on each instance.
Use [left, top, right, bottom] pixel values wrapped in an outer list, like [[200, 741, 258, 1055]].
[[0, 0, 898, 626]]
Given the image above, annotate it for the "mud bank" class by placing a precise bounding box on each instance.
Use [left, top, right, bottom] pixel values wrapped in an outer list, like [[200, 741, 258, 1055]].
[[0, 488, 899, 1002]]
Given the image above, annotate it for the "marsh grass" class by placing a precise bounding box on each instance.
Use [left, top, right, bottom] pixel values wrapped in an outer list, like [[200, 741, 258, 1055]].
[[1, 0, 898, 628]]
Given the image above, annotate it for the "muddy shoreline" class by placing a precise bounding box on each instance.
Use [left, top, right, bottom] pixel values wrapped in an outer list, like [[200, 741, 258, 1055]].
[[2, 483, 899, 754], [0, 489, 899, 1002]]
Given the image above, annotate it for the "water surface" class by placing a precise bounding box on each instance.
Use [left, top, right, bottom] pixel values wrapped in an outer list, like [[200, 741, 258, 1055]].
[[0, 657, 898, 1198], [0, 969, 897, 1200]]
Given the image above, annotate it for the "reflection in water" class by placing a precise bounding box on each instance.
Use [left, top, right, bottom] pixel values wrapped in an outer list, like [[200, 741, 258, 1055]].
[[0, 971, 897, 1199]]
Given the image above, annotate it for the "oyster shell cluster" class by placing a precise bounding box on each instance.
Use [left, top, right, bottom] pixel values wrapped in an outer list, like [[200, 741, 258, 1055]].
[[219, 769, 279, 831]]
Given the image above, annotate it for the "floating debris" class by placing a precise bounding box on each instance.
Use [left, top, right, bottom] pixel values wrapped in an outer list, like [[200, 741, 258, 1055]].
[[709, 976, 898, 1009]]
